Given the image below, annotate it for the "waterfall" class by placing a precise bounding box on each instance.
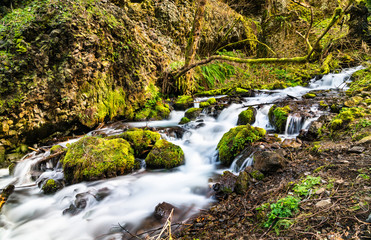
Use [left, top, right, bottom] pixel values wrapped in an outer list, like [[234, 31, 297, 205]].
[[0, 66, 363, 240]]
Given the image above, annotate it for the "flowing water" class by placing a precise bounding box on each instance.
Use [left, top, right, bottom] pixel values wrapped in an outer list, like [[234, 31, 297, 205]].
[[0, 67, 363, 240]]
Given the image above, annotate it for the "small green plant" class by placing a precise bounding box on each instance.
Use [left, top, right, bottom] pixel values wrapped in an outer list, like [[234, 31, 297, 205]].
[[263, 196, 300, 235], [357, 173, 370, 180], [293, 176, 321, 196]]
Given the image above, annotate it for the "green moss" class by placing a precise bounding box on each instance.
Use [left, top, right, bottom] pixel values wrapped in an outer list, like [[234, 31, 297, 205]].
[[179, 117, 190, 125], [117, 129, 160, 158], [145, 139, 184, 169], [237, 107, 256, 125], [42, 179, 60, 194], [207, 97, 217, 105], [250, 169, 264, 180], [303, 93, 316, 99], [50, 145, 64, 154], [174, 95, 194, 110], [268, 105, 291, 133], [330, 107, 365, 130], [184, 108, 202, 120], [199, 101, 210, 108], [346, 66, 371, 96], [217, 124, 266, 166], [62, 136, 135, 184]]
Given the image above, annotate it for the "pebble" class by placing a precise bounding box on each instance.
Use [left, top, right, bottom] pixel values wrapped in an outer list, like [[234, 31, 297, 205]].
[[315, 188, 326, 195], [348, 146, 365, 153], [315, 199, 332, 208]]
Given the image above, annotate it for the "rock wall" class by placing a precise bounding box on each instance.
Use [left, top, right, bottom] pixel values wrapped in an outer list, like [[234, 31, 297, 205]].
[[0, 0, 257, 164]]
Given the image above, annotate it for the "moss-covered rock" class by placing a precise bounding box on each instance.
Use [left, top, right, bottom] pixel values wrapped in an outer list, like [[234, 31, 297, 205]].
[[8, 162, 16, 175], [134, 100, 171, 121], [207, 98, 217, 105], [217, 124, 266, 166], [62, 136, 135, 184], [50, 145, 64, 154], [199, 101, 210, 108], [184, 108, 202, 120], [118, 129, 161, 158], [179, 117, 190, 125], [145, 139, 184, 169], [237, 107, 256, 125], [174, 95, 194, 110], [42, 179, 62, 194], [303, 93, 316, 99], [268, 105, 291, 133]]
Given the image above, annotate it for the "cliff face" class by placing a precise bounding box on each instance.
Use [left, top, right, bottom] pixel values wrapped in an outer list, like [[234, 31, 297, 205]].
[[0, 0, 257, 164]]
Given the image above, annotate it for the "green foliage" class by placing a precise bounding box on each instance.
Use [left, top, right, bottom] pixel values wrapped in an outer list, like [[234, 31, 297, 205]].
[[293, 176, 321, 196], [263, 196, 300, 234], [62, 136, 135, 184], [200, 61, 235, 88], [145, 139, 184, 169], [217, 124, 266, 166]]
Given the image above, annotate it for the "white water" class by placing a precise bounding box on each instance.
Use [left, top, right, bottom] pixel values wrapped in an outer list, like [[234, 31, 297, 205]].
[[0, 67, 362, 240]]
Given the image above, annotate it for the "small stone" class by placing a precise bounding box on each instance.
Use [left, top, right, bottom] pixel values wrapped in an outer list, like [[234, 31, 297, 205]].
[[348, 146, 365, 153], [335, 179, 344, 185], [316, 188, 326, 195], [316, 199, 332, 208]]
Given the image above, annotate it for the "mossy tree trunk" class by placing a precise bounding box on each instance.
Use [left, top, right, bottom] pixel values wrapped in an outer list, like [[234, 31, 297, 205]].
[[178, 0, 207, 94]]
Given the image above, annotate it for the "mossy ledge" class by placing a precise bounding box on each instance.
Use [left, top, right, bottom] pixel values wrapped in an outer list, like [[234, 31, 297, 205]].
[[217, 124, 266, 167]]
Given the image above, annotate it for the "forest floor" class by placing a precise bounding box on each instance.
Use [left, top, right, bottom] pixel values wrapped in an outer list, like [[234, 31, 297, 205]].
[[176, 138, 371, 239]]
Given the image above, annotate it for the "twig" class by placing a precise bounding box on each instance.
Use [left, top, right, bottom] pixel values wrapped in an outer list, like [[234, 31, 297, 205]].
[[118, 223, 141, 240]]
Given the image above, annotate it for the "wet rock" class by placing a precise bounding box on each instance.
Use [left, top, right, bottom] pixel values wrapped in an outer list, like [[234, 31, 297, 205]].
[[253, 150, 285, 173], [268, 105, 290, 133], [237, 107, 257, 125], [356, 135, 371, 145], [154, 202, 178, 221], [184, 108, 203, 120], [173, 95, 194, 110], [217, 125, 266, 167], [213, 171, 237, 199], [235, 171, 250, 194], [41, 179, 63, 194], [145, 139, 184, 169]]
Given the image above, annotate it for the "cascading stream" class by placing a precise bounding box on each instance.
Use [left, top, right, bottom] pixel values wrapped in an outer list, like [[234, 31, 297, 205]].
[[0, 67, 363, 240]]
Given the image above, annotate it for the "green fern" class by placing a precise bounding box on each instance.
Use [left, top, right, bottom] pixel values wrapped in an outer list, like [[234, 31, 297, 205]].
[[200, 61, 235, 88]]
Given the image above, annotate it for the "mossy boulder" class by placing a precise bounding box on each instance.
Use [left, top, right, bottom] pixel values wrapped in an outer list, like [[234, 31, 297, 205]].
[[134, 101, 171, 121], [42, 179, 62, 194], [268, 105, 291, 133], [184, 108, 202, 120], [237, 107, 257, 125], [62, 136, 135, 184], [207, 98, 217, 105], [174, 95, 194, 110], [145, 139, 184, 169], [199, 101, 210, 108], [179, 117, 190, 125], [217, 124, 266, 166], [118, 129, 161, 158]]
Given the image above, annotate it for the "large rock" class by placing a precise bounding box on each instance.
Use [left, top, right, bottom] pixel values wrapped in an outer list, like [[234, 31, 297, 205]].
[[268, 105, 290, 133], [113, 129, 161, 158], [145, 139, 184, 169], [184, 108, 203, 120], [62, 136, 136, 184], [217, 124, 266, 166], [237, 107, 257, 125], [253, 150, 285, 173]]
